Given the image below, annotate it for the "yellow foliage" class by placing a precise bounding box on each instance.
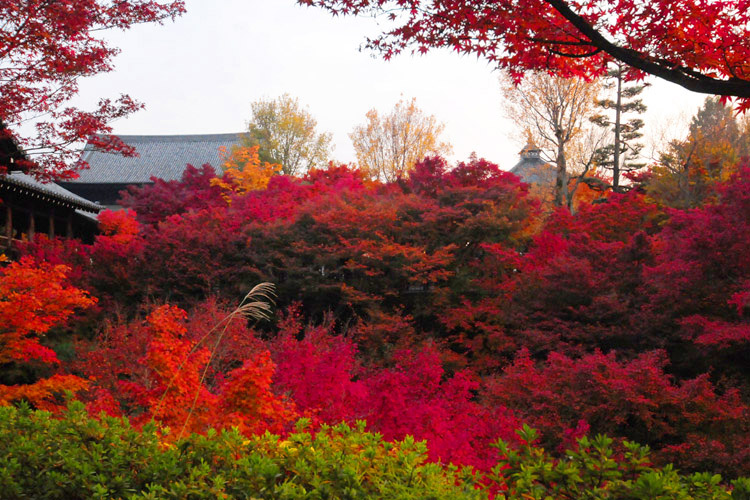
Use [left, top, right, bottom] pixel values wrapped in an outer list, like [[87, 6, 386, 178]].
[[350, 97, 452, 182], [212, 145, 282, 200], [245, 94, 333, 176]]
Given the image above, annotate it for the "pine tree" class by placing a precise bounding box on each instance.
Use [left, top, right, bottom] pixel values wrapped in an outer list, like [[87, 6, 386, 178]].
[[591, 62, 649, 192]]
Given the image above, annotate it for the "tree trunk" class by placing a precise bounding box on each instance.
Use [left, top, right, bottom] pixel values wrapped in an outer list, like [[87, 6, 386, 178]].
[[554, 140, 568, 207], [613, 67, 623, 191]]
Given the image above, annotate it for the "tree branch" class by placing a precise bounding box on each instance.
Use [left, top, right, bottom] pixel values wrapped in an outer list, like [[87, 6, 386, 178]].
[[544, 0, 750, 97]]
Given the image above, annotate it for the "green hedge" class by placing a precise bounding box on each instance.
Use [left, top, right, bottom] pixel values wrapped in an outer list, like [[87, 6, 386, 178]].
[[0, 402, 480, 499], [490, 425, 750, 500], [0, 402, 748, 499]]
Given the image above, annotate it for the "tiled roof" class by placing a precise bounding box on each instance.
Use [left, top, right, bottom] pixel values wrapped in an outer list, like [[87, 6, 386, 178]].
[[70, 133, 244, 184], [1, 172, 103, 213]]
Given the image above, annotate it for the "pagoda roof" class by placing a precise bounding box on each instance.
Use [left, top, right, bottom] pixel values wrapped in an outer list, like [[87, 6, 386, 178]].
[[510, 144, 556, 185]]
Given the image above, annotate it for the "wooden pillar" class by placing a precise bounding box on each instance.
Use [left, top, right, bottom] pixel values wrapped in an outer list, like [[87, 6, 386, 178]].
[[66, 214, 73, 238], [48, 214, 55, 238], [4, 204, 11, 247], [28, 211, 34, 242]]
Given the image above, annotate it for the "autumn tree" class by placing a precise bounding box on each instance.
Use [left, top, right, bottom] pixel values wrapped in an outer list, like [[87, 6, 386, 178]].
[[483, 349, 750, 475], [0, 257, 95, 410], [0, 0, 185, 179], [687, 97, 750, 169], [240, 94, 332, 176], [119, 164, 226, 225], [212, 145, 282, 197], [649, 97, 750, 207], [80, 301, 295, 436], [299, 0, 750, 106], [350, 97, 452, 181], [591, 62, 648, 192], [501, 72, 600, 208]]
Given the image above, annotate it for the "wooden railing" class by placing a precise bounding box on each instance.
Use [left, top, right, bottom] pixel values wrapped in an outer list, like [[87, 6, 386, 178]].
[[0, 235, 22, 248]]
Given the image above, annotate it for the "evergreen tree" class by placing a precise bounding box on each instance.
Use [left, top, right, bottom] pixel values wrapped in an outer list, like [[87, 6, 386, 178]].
[[591, 62, 648, 192]]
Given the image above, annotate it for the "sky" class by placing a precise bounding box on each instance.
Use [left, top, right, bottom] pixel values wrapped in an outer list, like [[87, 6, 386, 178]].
[[73, 0, 709, 171]]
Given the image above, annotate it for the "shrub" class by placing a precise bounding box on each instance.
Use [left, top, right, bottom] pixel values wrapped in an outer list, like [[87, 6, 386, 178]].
[[0, 401, 481, 499], [0, 402, 747, 500]]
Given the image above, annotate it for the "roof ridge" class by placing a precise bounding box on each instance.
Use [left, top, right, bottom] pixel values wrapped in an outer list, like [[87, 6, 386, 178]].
[[88, 132, 245, 143]]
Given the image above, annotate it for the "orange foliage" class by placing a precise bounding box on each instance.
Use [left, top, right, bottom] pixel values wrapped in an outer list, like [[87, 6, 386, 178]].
[[109, 304, 295, 438], [0, 257, 95, 408], [213, 145, 282, 198], [0, 374, 89, 411], [215, 351, 297, 435], [139, 305, 216, 433], [97, 209, 140, 245], [572, 175, 610, 210], [0, 257, 95, 364]]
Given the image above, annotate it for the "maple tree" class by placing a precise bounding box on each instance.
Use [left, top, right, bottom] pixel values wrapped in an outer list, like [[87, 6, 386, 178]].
[[0, 0, 185, 179], [358, 345, 519, 470], [0, 257, 95, 410], [299, 0, 750, 107], [79, 301, 295, 436], [482, 349, 750, 475], [212, 144, 282, 197], [270, 308, 366, 426], [119, 164, 226, 225], [350, 97, 452, 181], [643, 165, 750, 371], [20, 145, 750, 476]]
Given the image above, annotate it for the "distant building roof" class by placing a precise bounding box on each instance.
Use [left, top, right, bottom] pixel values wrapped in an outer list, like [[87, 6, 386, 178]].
[[510, 144, 556, 185], [2, 172, 102, 213], [71, 133, 244, 184]]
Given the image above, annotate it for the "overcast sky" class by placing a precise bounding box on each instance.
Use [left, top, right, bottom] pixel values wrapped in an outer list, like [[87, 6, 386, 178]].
[[74, 0, 708, 171]]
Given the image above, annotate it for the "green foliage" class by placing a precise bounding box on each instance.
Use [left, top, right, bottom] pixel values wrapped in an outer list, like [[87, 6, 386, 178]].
[[591, 61, 648, 190], [488, 426, 749, 500], [0, 401, 482, 499]]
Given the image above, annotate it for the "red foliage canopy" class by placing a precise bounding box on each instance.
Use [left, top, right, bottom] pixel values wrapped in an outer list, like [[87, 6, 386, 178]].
[[23, 156, 750, 476], [300, 0, 750, 107], [119, 164, 226, 225]]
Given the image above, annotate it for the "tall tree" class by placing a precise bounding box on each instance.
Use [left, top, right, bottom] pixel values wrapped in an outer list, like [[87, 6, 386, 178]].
[[241, 94, 332, 176], [590, 62, 648, 192], [299, 1, 750, 105], [350, 97, 452, 182], [501, 72, 600, 208], [0, 0, 185, 179]]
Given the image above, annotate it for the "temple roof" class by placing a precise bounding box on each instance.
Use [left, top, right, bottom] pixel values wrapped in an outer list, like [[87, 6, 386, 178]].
[[70, 133, 244, 184], [510, 144, 556, 185], [1, 172, 103, 213]]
